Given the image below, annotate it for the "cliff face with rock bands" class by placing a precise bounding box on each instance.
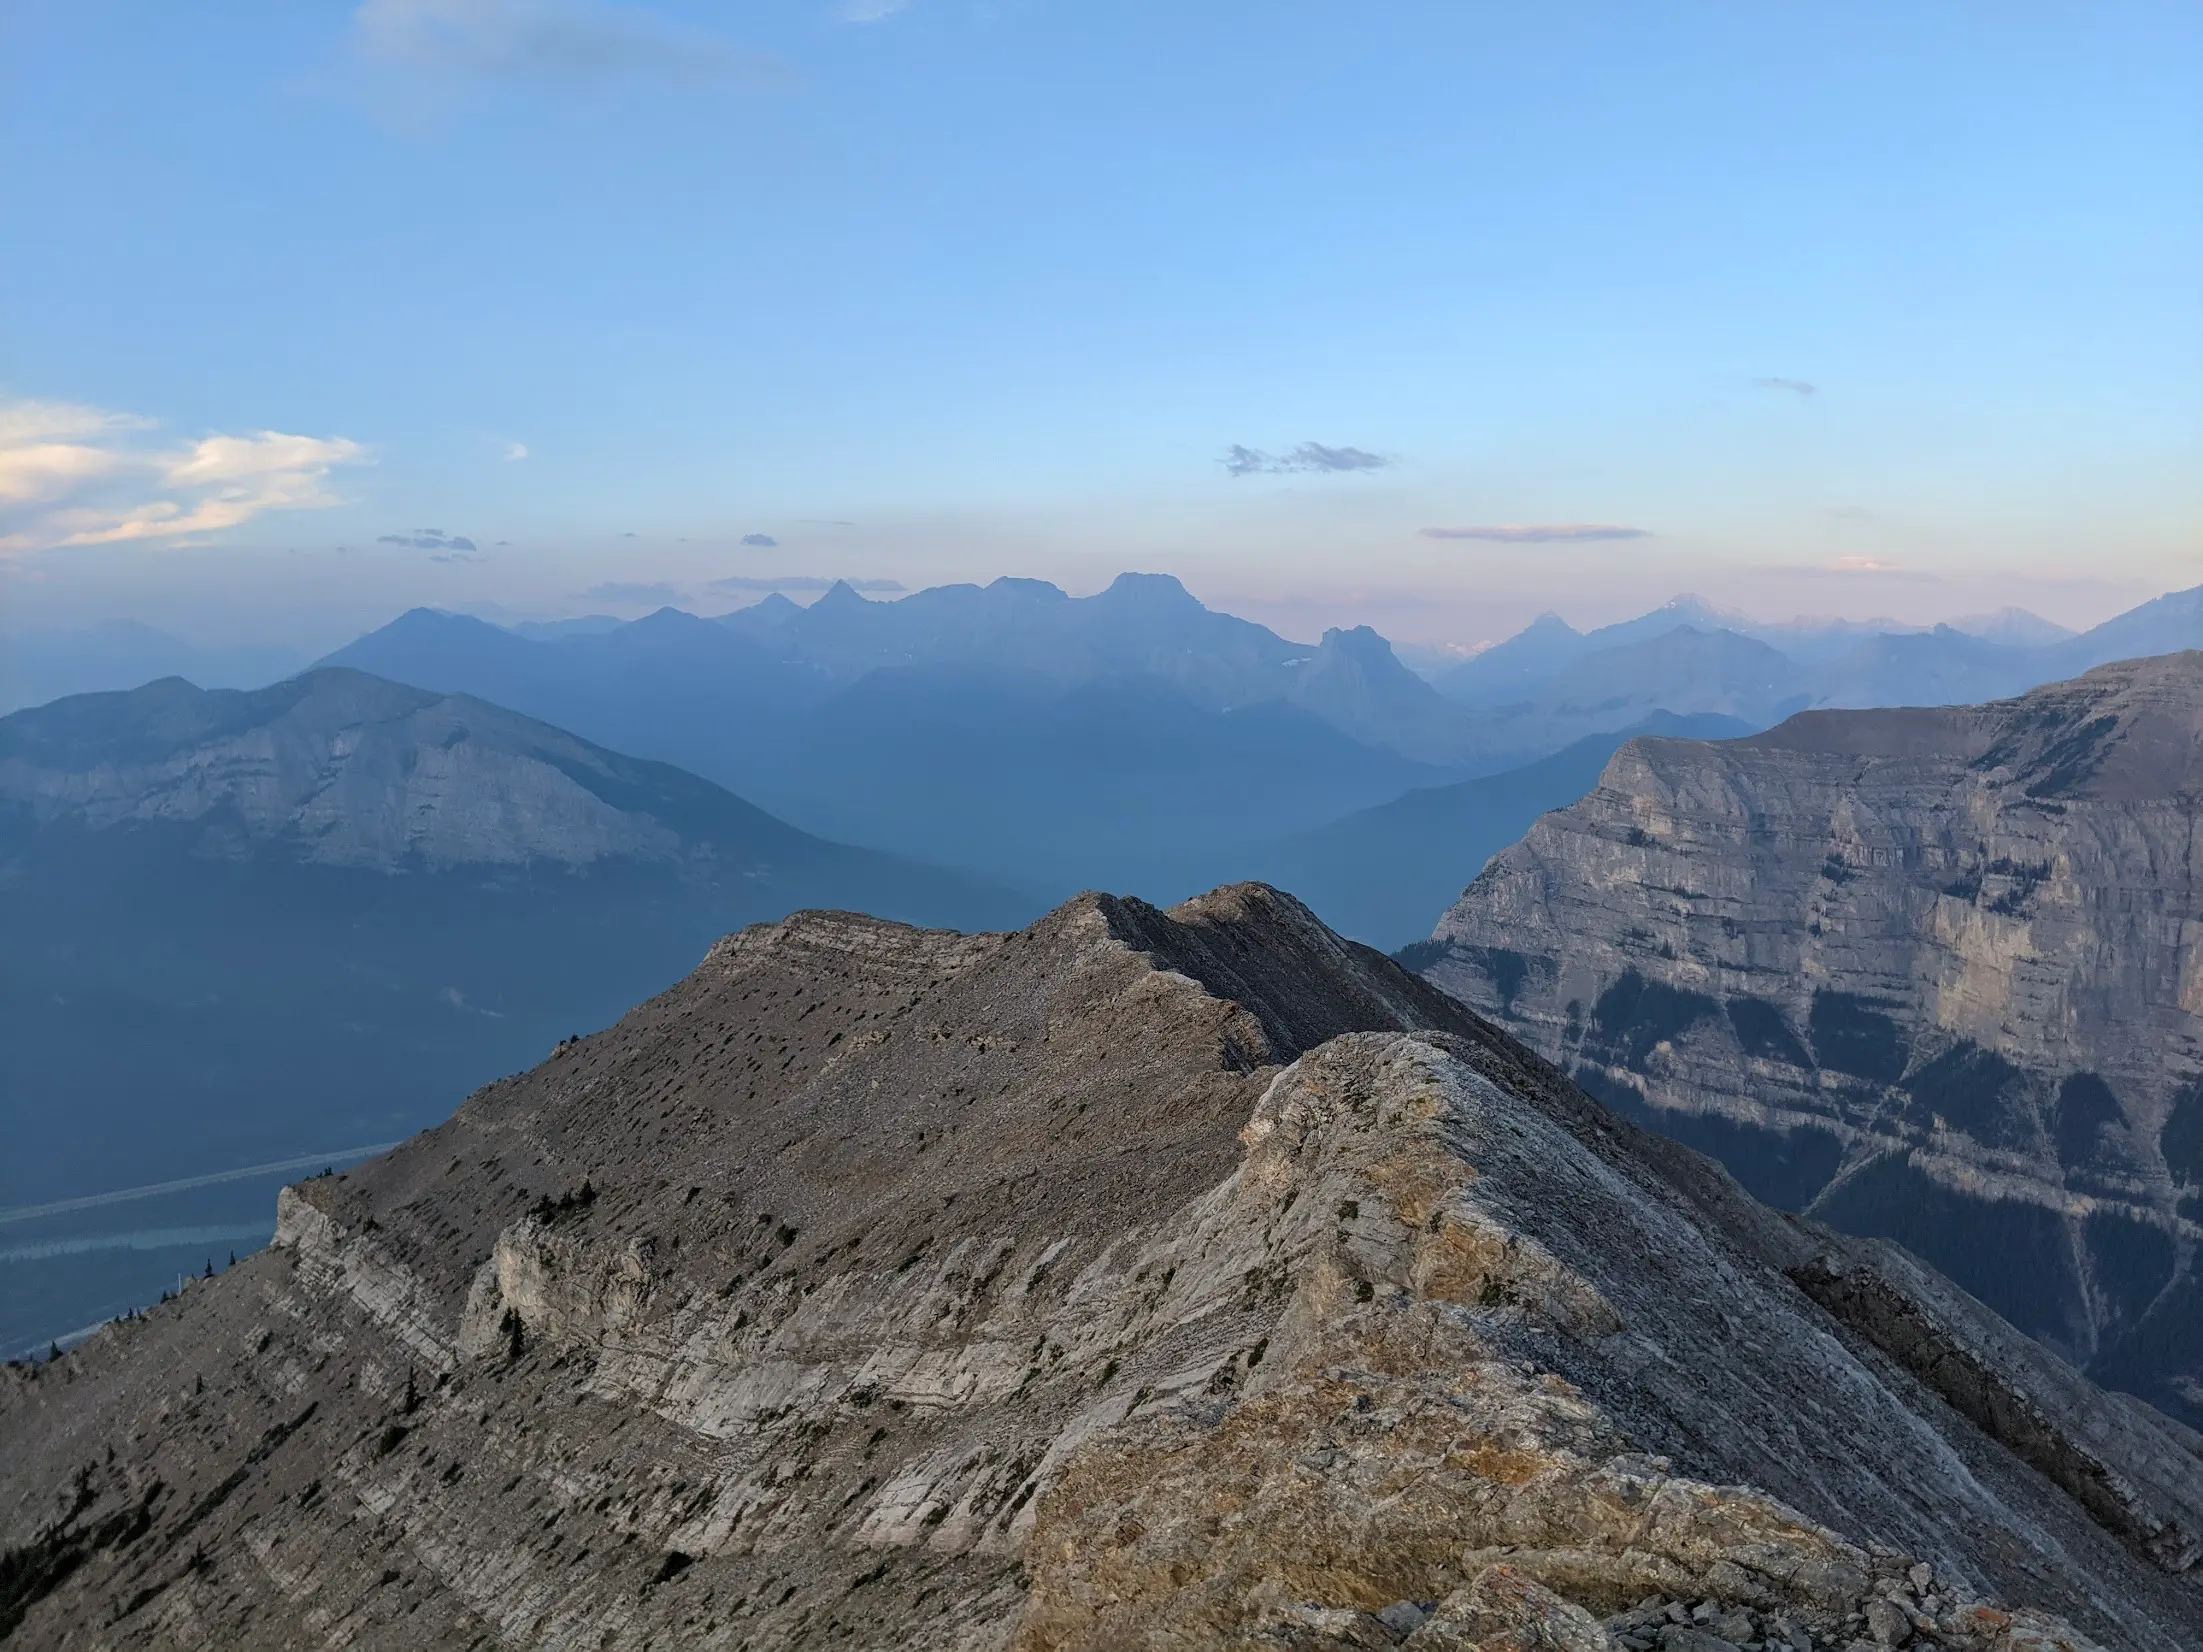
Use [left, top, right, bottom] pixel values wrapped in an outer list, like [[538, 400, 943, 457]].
[[1420, 652, 2203, 1430], [4, 885, 2199, 1649]]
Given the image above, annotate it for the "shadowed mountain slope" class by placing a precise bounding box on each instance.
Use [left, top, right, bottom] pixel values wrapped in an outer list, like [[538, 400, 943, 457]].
[[3, 885, 2197, 1649]]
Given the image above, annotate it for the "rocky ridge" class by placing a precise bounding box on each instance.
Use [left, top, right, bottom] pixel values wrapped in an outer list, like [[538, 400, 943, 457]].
[[2, 886, 2198, 1648], [1419, 653, 2203, 1428]]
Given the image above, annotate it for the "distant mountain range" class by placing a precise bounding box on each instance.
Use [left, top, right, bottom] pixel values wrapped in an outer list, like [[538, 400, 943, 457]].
[[0, 669, 1026, 1349], [1430, 587, 2203, 757], [311, 574, 2203, 899], [318, 577, 1459, 897], [14, 575, 2203, 929]]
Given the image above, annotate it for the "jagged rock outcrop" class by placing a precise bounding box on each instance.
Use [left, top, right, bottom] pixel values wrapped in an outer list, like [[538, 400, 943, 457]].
[[4, 886, 2198, 1648], [1419, 653, 2203, 1430]]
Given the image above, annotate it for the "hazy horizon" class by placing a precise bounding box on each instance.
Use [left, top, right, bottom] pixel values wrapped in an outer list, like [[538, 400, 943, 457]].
[[4, 1, 2198, 649], [0, 567, 2172, 671]]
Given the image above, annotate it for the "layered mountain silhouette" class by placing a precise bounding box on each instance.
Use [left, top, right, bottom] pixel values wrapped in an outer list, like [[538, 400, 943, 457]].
[[1433, 586, 2195, 750], [315, 578, 2203, 889], [3, 886, 2194, 1648], [0, 670, 1026, 1352], [1420, 652, 2203, 1429], [321, 578, 1465, 897]]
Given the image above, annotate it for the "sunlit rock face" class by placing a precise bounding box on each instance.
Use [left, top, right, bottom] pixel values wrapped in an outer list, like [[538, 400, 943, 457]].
[[1422, 651, 2203, 1428], [3, 885, 2197, 1649]]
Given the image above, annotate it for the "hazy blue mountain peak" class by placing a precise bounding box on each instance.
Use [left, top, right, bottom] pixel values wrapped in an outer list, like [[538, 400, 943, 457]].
[[1316, 623, 1393, 657], [1945, 607, 2074, 647], [813, 579, 873, 610], [983, 575, 1073, 603], [1094, 570, 1203, 610]]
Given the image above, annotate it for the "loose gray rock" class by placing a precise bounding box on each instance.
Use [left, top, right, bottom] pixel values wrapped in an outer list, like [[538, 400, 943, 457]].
[[0, 886, 2190, 1648]]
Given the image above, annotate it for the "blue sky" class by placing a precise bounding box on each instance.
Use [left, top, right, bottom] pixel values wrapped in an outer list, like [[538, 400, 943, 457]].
[[1, 0, 2196, 648]]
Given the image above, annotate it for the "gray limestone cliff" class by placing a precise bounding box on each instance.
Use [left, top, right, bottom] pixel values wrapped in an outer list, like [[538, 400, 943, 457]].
[[4, 886, 2198, 1648], [1421, 652, 2203, 1431]]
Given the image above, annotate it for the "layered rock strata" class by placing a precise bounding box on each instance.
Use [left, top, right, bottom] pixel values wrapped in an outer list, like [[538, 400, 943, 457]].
[[1421, 654, 2203, 1427], [3, 886, 2197, 1648]]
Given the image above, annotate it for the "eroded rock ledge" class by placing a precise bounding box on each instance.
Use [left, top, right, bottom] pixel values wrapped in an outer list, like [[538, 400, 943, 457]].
[[3, 888, 2196, 1649]]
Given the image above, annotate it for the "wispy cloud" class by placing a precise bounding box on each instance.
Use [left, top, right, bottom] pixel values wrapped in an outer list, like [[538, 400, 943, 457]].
[[379, 527, 477, 552], [1222, 442, 1389, 477], [503, 440, 529, 461], [1419, 523, 1652, 543], [0, 402, 155, 506], [739, 532, 778, 547], [1779, 557, 1938, 583], [708, 575, 906, 593], [0, 398, 370, 554], [350, 0, 782, 128], [1753, 377, 1817, 396], [582, 580, 685, 605]]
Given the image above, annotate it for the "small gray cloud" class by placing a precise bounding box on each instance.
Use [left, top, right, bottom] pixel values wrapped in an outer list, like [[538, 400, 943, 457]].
[[708, 575, 905, 594], [582, 580, 684, 605], [380, 527, 478, 552], [1753, 377, 1817, 396], [740, 532, 778, 547], [1419, 523, 1652, 543], [1223, 442, 1389, 477]]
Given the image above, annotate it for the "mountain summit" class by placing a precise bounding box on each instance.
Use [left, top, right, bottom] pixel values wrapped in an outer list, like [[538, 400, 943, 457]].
[[4, 885, 2194, 1648]]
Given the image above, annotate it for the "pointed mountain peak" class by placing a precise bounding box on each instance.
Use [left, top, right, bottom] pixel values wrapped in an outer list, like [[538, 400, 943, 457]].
[[810, 579, 871, 612], [1657, 592, 1753, 627], [378, 606, 488, 634]]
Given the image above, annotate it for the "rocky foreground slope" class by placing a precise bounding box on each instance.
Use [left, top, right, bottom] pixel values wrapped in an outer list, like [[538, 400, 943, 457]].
[[4, 887, 2199, 1648], [1419, 654, 2203, 1432]]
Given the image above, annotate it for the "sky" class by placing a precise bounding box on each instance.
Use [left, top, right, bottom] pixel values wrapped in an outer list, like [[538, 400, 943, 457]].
[[1, 0, 2198, 651]]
